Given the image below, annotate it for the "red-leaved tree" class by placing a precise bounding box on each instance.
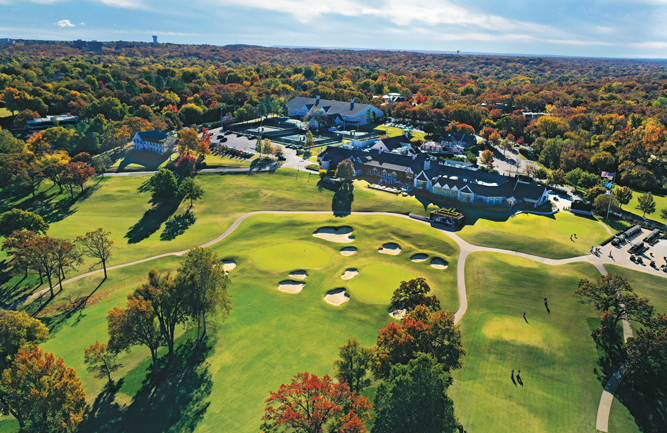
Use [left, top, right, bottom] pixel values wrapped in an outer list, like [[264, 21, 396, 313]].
[[260, 372, 372, 433]]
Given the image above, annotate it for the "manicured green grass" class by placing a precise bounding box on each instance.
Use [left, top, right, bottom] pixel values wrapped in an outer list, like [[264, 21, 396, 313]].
[[604, 264, 667, 314], [458, 212, 610, 259], [203, 153, 255, 168], [374, 125, 426, 141], [252, 242, 333, 271], [626, 189, 667, 224], [347, 264, 418, 304], [26, 214, 459, 432], [450, 253, 603, 433]]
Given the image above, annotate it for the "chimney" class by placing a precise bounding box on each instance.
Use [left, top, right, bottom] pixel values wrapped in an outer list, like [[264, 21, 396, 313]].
[[315, 95, 320, 106], [350, 98, 355, 111]]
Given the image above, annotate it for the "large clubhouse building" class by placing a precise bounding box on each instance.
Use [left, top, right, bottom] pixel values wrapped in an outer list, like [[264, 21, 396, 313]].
[[287, 96, 384, 127], [133, 130, 172, 154], [319, 146, 549, 209]]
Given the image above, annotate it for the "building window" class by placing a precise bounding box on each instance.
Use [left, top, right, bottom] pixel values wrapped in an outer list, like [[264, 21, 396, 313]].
[[460, 193, 473, 203], [416, 180, 427, 189], [433, 186, 441, 194]]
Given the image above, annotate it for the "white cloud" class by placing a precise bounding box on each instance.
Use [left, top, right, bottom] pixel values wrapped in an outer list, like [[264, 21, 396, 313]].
[[56, 19, 75, 27], [93, 0, 145, 8]]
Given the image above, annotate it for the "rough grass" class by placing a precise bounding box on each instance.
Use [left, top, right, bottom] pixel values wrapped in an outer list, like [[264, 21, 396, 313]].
[[604, 264, 667, 315], [458, 212, 609, 259], [626, 189, 667, 224], [450, 252, 603, 433]]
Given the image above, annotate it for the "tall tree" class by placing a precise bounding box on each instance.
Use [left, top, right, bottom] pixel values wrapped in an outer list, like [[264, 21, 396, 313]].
[[480, 149, 494, 166], [636, 192, 656, 217], [373, 305, 465, 380], [333, 338, 373, 394], [0, 209, 49, 238], [175, 247, 232, 342], [260, 372, 372, 433], [389, 278, 440, 314], [148, 168, 178, 200], [177, 127, 209, 157], [108, 297, 164, 372], [1, 231, 39, 279], [335, 159, 355, 181], [76, 228, 114, 279], [134, 269, 186, 359], [52, 239, 81, 291], [624, 314, 667, 390], [0, 310, 49, 373], [0, 346, 87, 433], [372, 354, 460, 433], [84, 341, 122, 384], [61, 162, 96, 198], [25, 235, 60, 297], [613, 186, 633, 208], [178, 177, 204, 208]]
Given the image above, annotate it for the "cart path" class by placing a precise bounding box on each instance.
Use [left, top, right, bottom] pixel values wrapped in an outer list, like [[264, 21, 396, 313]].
[[10, 210, 655, 431]]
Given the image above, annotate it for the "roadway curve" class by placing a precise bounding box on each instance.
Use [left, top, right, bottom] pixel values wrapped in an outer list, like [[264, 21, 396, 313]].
[[12, 210, 662, 431]]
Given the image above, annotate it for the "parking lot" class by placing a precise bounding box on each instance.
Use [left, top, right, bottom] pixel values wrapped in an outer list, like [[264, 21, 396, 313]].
[[208, 128, 259, 153]]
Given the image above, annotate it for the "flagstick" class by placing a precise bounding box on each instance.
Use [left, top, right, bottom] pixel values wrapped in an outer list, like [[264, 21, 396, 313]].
[[605, 172, 615, 223]]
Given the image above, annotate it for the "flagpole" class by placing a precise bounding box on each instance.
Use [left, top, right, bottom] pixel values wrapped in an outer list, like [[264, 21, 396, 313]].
[[605, 172, 615, 222]]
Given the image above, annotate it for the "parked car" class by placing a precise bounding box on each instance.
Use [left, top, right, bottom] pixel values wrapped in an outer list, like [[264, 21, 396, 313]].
[[248, 135, 256, 140], [278, 156, 286, 161], [220, 137, 228, 142], [236, 133, 243, 137], [217, 134, 224, 139], [224, 130, 233, 135]]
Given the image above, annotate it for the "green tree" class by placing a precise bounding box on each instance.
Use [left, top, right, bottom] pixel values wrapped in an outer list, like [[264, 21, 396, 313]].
[[178, 177, 204, 208], [372, 354, 461, 433], [0, 130, 26, 154], [565, 168, 584, 187], [84, 341, 122, 384], [149, 168, 178, 199], [255, 137, 263, 154], [333, 338, 373, 394], [0, 209, 49, 238], [305, 130, 315, 148], [547, 168, 566, 187], [636, 192, 656, 218], [76, 228, 114, 279], [0, 311, 49, 373], [593, 194, 619, 216], [480, 149, 494, 166], [176, 247, 232, 343], [0, 346, 87, 433], [625, 314, 667, 390], [389, 278, 440, 313], [534, 167, 548, 181], [335, 158, 355, 181], [614, 186, 633, 208], [52, 238, 81, 292]]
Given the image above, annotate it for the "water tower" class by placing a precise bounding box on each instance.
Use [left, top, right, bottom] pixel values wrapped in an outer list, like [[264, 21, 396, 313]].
[[152, 35, 158, 46]]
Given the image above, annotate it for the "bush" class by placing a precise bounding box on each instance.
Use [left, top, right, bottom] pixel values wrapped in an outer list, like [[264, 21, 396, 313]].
[[305, 164, 320, 171], [519, 147, 538, 160]]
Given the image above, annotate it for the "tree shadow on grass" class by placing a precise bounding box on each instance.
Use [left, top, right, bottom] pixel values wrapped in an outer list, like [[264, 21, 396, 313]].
[[249, 157, 281, 173], [36, 278, 107, 334], [125, 198, 181, 244], [80, 338, 214, 433], [332, 182, 354, 217], [160, 211, 197, 241]]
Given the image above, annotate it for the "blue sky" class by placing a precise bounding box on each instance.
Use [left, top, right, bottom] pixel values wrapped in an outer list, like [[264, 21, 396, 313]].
[[2, 0, 667, 58]]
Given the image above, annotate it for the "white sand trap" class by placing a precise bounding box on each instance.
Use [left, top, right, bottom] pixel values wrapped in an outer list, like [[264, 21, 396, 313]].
[[278, 280, 305, 294], [340, 247, 357, 256], [411, 254, 429, 262], [430, 258, 448, 269], [341, 268, 359, 280], [389, 309, 407, 320], [222, 260, 237, 272], [324, 288, 350, 306], [378, 243, 401, 255], [313, 226, 355, 243], [289, 270, 308, 280]]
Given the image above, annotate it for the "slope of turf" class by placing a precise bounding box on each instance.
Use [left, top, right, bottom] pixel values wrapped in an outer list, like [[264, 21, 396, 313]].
[[347, 264, 418, 304], [604, 264, 667, 314], [458, 212, 609, 259], [627, 189, 667, 224], [450, 252, 603, 433], [252, 242, 332, 271], [27, 214, 458, 432]]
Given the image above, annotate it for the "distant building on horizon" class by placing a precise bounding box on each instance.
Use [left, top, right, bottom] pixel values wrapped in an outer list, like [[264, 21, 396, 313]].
[[0, 38, 15, 46], [73, 39, 103, 52], [27, 114, 78, 132], [152, 35, 158, 46]]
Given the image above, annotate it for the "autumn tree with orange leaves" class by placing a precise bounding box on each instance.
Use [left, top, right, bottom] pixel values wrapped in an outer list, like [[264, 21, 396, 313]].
[[373, 305, 465, 380], [61, 161, 96, 197], [260, 372, 372, 433], [177, 127, 210, 157]]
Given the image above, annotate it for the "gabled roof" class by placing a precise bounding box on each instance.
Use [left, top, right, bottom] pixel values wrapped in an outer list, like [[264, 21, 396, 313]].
[[416, 171, 429, 181], [377, 135, 410, 151], [286, 96, 382, 117], [136, 130, 168, 143]]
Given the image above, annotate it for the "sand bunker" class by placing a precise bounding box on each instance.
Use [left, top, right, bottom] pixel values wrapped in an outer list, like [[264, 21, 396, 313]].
[[389, 309, 407, 320], [278, 280, 305, 294], [430, 258, 448, 269], [324, 288, 350, 306], [378, 243, 401, 255], [411, 254, 428, 262], [222, 260, 237, 272], [313, 226, 355, 243], [341, 269, 359, 280], [340, 247, 358, 256], [289, 270, 308, 280]]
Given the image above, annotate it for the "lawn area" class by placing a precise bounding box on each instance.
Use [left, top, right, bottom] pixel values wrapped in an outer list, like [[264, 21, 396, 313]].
[[450, 252, 616, 433], [458, 212, 610, 259], [202, 152, 256, 168], [252, 242, 333, 271], [0, 108, 12, 118], [347, 264, 418, 304], [626, 189, 667, 224], [604, 264, 667, 315], [106, 149, 172, 173], [23, 213, 459, 432], [374, 124, 426, 141]]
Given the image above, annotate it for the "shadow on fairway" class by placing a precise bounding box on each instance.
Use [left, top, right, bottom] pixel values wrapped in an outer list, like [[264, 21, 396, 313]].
[[160, 210, 197, 241], [35, 278, 108, 334], [332, 182, 354, 216], [80, 338, 213, 433], [125, 197, 181, 244]]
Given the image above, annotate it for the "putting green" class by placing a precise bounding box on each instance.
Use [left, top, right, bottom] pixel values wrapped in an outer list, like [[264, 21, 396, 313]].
[[252, 242, 332, 271], [548, 219, 590, 237], [347, 264, 418, 304]]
